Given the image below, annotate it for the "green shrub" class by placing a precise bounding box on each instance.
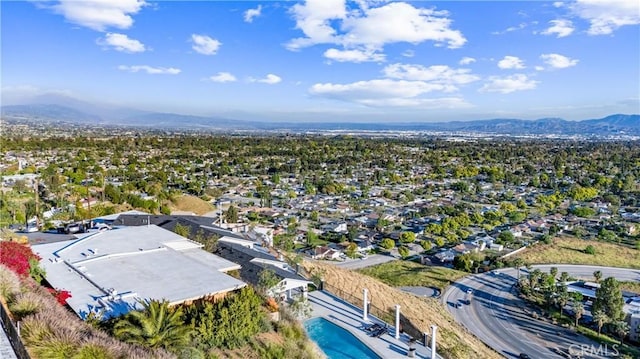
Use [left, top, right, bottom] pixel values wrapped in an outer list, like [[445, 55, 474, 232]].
[[10, 292, 46, 320], [73, 344, 115, 359], [585, 245, 596, 255], [20, 315, 54, 346]]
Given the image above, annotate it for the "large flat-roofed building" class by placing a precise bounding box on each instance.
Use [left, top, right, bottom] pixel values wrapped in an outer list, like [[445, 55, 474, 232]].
[[32, 225, 246, 320]]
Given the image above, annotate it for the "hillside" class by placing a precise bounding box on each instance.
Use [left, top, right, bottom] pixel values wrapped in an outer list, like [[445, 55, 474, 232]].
[[168, 195, 214, 215], [513, 236, 640, 269], [302, 261, 500, 359], [2, 103, 639, 136]]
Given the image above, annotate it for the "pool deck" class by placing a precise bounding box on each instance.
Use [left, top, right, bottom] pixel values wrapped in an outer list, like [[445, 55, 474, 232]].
[[308, 290, 439, 359]]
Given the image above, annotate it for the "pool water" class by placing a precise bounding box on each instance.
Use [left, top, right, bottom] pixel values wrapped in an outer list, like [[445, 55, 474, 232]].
[[304, 317, 381, 359]]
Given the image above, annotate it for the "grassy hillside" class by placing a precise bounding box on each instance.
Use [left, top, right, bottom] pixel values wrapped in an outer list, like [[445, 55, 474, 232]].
[[514, 237, 640, 269], [169, 195, 214, 215], [303, 261, 500, 359], [358, 260, 467, 290]]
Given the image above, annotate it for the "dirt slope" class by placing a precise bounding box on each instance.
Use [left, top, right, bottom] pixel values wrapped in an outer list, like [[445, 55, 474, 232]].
[[303, 261, 501, 359]]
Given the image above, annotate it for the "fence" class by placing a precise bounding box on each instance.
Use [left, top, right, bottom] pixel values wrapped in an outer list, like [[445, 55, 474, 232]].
[[0, 302, 31, 359], [322, 282, 425, 343]]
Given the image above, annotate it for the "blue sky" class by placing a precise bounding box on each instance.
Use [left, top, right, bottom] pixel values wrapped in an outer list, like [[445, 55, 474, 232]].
[[2, 0, 639, 122]]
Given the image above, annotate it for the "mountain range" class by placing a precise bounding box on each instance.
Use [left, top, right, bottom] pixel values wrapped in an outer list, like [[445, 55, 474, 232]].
[[2, 102, 639, 136]]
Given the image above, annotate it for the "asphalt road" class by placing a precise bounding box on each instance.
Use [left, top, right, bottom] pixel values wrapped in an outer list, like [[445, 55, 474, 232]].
[[443, 265, 640, 359]]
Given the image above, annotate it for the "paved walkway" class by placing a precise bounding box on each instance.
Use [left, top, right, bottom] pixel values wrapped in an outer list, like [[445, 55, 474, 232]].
[[0, 319, 18, 359], [307, 290, 440, 359]]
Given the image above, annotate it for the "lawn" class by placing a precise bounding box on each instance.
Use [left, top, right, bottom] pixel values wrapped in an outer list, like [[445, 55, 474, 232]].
[[514, 236, 640, 269], [357, 260, 468, 290]]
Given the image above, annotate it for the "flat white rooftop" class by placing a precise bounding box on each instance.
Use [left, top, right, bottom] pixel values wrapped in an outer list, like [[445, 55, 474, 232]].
[[33, 225, 245, 319]]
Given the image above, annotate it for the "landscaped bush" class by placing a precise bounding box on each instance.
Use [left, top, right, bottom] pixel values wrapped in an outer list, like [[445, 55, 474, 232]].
[[185, 287, 265, 350], [10, 292, 47, 320], [0, 241, 41, 278], [73, 343, 116, 359], [0, 264, 21, 303]]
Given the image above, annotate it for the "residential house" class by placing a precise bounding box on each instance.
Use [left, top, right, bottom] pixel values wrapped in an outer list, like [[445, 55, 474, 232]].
[[308, 246, 342, 260], [32, 225, 246, 320]]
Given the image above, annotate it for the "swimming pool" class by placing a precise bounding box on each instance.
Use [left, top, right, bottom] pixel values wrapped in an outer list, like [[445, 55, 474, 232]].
[[304, 317, 381, 359]]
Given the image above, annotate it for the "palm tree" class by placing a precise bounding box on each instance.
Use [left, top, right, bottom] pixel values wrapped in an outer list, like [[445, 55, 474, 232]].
[[573, 302, 584, 327], [592, 309, 608, 337], [113, 299, 192, 351], [513, 258, 524, 281], [612, 320, 629, 345]]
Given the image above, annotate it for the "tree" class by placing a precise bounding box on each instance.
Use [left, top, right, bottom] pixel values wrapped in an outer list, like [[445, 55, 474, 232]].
[[379, 238, 395, 250], [592, 277, 624, 322], [497, 230, 514, 244], [593, 270, 603, 283], [573, 302, 584, 327], [512, 258, 524, 281], [592, 309, 608, 337], [113, 299, 192, 351], [420, 240, 432, 251], [584, 245, 596, 255], [556, 284, 570, 317], [224, 205, 238, 223], [612, 320, 629, 344], [550, 266, 558, 279], [258, 269, 281, 296], [399, 231, 416, 244], [453, 254, 473, 272], [306, 230, 319, 247], [398, 246, 410, 258], [345, 242, 358, 258]]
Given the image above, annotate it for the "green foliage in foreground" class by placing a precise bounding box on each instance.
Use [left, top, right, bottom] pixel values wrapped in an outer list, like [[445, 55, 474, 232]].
[[184, 287, 266, 350], [113, 299, 193, 351], [358, 260, 467, 290]]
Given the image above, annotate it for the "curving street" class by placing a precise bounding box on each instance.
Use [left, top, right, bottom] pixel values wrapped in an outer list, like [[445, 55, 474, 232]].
[[443, 265, 640, 359]]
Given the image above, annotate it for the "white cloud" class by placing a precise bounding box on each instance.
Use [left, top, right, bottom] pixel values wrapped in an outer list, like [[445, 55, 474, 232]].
[[401, 49, 415, 58], [570, 0, 640, 35], [498, 56, 525, 69], [307, 62, 478, 108], [250, 74, 282, 84], [492, 22, 527, 35], [50, 0, 146, 31], [459, 56, 476, 65], [541, 19, 575, 37], [324, 48, 385, 63], [118, 65, 181, 75], [97, 33, 145, 53], [535, 65, 545, 71], [383, 63, 479, 91], [540, 53, 579, 68], [208, 72, 237, 83], [287, 0, 466, 60], [191, 34, 221, 55], [244, 5, 262, 23], [310, 79, 471, 108], [480, 74, 538, 94]]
